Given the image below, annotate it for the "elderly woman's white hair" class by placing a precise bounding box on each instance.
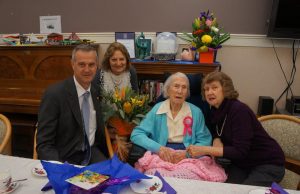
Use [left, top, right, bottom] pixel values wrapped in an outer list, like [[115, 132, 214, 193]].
[[162, 72, 190, 98]]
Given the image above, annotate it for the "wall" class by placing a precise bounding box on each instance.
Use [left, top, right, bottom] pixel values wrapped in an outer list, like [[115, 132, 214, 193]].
[[219, 44, 300, 114], [0, 0, 272, 34]]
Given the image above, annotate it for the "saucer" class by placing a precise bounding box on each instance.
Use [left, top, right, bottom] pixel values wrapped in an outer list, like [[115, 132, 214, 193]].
[[0, 182, 19, 194], [130, 175, 163, 194], [32, 163, 47, 177]]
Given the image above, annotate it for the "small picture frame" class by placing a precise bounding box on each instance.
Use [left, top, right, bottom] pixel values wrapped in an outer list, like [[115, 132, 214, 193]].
[[115, 32, 135, 58], [40, 15, 62, 34]]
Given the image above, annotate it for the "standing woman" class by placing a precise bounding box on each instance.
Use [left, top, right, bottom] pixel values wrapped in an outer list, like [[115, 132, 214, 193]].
[[95, 42, 138, 93], [187, 71, 285, 186]]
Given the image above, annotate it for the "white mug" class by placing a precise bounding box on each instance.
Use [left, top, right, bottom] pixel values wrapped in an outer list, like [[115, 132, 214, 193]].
[[0, 169, 12, 192]]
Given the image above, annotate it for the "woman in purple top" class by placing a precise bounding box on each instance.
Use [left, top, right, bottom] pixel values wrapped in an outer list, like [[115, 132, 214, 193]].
[[187, 71, 285, 186]]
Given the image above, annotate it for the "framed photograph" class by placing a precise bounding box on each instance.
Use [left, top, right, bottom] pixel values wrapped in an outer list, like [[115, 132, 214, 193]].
[[40, 15, 62, 34], [115, 32, 135, 58]]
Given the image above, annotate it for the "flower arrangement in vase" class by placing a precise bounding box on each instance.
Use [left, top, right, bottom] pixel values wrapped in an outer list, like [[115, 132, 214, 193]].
[[101, 87, 151, 161], [180, 10, 230, 63]]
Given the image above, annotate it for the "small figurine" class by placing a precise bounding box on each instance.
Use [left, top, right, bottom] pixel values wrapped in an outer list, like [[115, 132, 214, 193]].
[[181, 48, 195, 61], [135, 32, 151, 59]]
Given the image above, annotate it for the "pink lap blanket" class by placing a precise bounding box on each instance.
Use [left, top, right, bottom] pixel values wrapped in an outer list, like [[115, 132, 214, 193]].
[[135, 151, 227, 182]]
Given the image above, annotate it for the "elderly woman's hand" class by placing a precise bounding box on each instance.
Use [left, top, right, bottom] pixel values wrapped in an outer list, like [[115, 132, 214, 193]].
[[172, 150, 186, 164], [187, 145, 223, 158], [158, 146, 174, 163], [187, 145, 206, 158]]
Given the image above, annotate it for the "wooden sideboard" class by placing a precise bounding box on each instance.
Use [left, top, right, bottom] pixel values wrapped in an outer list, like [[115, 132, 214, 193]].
[[0, 45, 75, 157], [0, 46, 220, 158]]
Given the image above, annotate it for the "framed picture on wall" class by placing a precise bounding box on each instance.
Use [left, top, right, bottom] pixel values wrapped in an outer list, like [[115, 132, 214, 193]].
[[40, 15, 62, 34], [115, 32, 135, 58]]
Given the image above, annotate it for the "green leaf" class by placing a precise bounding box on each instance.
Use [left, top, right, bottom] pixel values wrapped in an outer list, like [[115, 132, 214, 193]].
[[178, 36, 193, 44], [135, 114, 145, 118], [218, 33, 230, 45], [119, 109, 125, 119], [132, 119, 140, 125]]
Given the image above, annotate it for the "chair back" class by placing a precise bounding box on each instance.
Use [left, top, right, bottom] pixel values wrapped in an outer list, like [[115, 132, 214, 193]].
[[0, 114, 12, 155], [104, 126, 114, 158], [258, 114, 300, 190], [33, 128, 38, 159]]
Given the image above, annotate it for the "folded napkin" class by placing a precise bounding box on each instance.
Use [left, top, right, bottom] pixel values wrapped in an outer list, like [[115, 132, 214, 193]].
[[154, 171, 177, 194], [41, 155, 148, 194], [41, 181, 52, 191], [270, 182, 288, 194]]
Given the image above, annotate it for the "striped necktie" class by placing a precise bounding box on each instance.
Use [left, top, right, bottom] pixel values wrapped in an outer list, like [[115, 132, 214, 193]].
[[82, 91, 90, 135], [81, 91, 91, 165]]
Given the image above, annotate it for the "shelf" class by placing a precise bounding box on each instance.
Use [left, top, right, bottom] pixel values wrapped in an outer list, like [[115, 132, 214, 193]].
[[132, 61, 220, 75]]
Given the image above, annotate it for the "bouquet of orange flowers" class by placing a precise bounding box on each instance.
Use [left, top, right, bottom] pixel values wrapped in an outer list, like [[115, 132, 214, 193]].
[[101, 87, 150, 161], [102, 87, 150, 127]]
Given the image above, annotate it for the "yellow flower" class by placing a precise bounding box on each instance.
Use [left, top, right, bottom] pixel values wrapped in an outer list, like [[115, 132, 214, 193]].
[[123, 102, 132, 114], [201, 35, 212, 44], [138, 96, 146, 107], [114, 90, 121, 101], [198, 45, 208, 52], [131, 98, 138, 105], [191, 41, 197, 48], [136, 100, 143, 107]]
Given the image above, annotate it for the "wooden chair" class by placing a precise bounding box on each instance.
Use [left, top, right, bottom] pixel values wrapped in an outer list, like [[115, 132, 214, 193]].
[[33, 128, 38, 159], [258, 114, 300, 190], [0, 114, 12, 155], [104, 124, 133, 162], [104, 126, 114, 158]]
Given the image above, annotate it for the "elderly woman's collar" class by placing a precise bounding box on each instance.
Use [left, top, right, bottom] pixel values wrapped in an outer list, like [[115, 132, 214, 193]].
[[156, 99, 190, 115]]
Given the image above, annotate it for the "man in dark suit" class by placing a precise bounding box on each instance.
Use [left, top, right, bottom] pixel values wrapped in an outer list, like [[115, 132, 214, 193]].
[[37, 44, 108, 165]]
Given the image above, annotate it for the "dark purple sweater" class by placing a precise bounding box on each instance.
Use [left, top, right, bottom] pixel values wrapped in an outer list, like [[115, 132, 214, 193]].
[[210, 99, 285, 169]]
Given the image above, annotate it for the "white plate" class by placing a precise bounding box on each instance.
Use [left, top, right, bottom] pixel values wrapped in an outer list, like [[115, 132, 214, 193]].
[[32, 163, 47, 177], [0, 182, 19, 194], [248, 189, 271, 194], [130, 175, 163, 194]]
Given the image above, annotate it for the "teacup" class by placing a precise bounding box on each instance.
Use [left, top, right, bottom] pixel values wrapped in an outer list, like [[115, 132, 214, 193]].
[[0, 170, 12, 192]]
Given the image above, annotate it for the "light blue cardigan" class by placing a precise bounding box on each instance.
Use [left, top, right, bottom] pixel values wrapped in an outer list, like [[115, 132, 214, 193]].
[[130, 101, 212, 153]]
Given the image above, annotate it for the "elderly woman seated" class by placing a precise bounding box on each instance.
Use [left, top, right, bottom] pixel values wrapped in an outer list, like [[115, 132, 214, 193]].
[[130, 72, 227, 181]]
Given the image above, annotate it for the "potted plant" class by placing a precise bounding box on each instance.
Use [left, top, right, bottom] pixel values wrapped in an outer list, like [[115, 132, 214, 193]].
[[180, 10, 230, 63]]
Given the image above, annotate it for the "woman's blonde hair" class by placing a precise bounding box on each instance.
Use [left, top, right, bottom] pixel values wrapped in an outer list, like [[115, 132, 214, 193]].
[[102, 42, 131, 71], [201, 71, 239, 100]]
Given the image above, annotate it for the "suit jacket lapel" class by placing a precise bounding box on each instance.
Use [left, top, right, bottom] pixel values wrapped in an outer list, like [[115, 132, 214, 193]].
[[91, 84, 101, 127], [66, 77, 83, 127]]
